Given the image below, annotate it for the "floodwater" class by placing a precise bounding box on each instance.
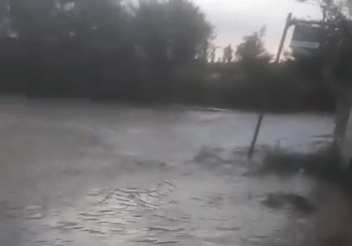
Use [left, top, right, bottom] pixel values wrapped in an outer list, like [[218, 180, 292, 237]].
[[0, 98, 349, 246]]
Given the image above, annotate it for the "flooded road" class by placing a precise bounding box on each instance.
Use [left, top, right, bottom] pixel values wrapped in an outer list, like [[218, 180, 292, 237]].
[[0, 99, 346, 246]]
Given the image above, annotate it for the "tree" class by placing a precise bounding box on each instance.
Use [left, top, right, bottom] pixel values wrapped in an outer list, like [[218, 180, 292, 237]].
[[296, 0, 352, 20], [168, 0, 213, 64], [222, 44, 233, 63], [4, 0, 212, 68], [0, 0, 9, 37], [209, 44, 220, 63], [233, 26, 273, 87], [0, 0, 214, 101], [8, 0, 61, 41], [131, 0, 213, 68], [292, 0, 352, 85], [235, 26, 271, 62], [197, 30, 217, 63]]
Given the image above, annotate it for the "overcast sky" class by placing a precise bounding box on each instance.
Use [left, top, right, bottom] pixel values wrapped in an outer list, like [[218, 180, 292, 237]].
[[192, 0, 323, 56]]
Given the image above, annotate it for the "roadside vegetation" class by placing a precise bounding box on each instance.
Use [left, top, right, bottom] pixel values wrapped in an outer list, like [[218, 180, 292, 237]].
[[0, 0, 348, 112]]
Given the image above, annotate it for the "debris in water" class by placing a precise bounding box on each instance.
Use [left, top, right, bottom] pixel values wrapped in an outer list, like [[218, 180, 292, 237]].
[[261, 192, 315, 214], [261, 193, 285, 209]]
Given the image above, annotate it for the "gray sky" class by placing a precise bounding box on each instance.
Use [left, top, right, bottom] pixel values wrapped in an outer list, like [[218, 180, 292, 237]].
[[192, 0, 323, 56]]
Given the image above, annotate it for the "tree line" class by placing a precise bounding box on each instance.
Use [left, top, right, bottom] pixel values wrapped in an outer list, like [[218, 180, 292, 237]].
[[0, 0, 347, 112], [0, 0, 214, 101]]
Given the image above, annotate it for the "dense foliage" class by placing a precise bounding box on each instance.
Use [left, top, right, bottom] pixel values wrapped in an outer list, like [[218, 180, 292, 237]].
[[0, 0, 346, 112]]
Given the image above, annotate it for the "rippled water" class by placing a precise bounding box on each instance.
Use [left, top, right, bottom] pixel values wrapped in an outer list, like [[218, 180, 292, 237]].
[[0, 98, 346, 246]]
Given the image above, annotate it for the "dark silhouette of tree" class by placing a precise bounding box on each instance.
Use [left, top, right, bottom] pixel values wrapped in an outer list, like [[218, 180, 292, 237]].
[[222, 44, 233, 63], [130, 0, 213, 68], [168, 0, 213, 65], [0, 0, 213, 101], [293, 0, 352, 83], [203, 30, 217, 63], [8, 0, 61, 41], [233, 26, 272, 90], [210, 45, 220, 63], [0, 0, 10, 37], [235, 26, 271, 62]]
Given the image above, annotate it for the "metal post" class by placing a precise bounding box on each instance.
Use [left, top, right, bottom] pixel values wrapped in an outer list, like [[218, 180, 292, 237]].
[[247, 12, 292, 160], [275, 13, 293, 63], [247, 114, 263, 159]]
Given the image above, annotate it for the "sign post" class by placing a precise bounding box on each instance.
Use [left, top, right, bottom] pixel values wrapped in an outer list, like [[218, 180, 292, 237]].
[[247, 13, 292, 160]]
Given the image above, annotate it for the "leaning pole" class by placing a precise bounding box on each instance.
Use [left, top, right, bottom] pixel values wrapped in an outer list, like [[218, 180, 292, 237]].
[[247, 13, 292, 160]]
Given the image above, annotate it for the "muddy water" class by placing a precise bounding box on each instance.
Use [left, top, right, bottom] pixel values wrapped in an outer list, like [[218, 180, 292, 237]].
[[0, 99, 347, 246]]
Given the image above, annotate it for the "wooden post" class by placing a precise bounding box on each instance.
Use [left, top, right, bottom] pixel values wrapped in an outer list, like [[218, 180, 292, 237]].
[[247, 12, 293, 160]]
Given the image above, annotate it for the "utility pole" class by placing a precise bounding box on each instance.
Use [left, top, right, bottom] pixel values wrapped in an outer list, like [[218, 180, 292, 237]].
[[247, 13, 293, 160]]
